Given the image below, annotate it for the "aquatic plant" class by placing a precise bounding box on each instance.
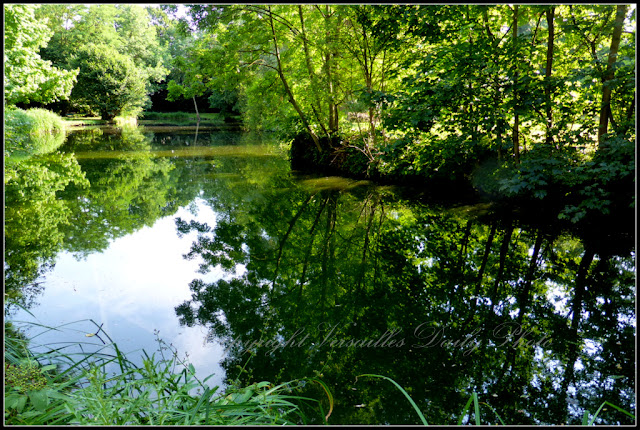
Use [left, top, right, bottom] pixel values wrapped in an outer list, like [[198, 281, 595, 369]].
[[4, 313, 328, 425]]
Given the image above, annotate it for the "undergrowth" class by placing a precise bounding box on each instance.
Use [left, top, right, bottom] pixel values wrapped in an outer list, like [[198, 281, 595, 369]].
[[4, 107, 67, 161], [4, 311, 328, 425], [5, 309, 634, 425]]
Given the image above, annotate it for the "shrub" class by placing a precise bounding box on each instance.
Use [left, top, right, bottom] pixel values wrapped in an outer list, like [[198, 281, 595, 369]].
[[70, 44, 148, 121], [4, 107, 66, 160]]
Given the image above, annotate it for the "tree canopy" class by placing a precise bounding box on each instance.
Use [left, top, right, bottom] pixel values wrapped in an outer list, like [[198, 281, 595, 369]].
[[4, 4, 635, 218], [4, 4, 78, 105]]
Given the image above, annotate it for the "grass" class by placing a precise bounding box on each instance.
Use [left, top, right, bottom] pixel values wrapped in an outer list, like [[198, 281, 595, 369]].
[[63, 114, 138, 127], [356, 373, 636, 426], [5, 310, 633, 425], [140, 111, 226, 125], [4, 107, 67, 161], [4, 313, 329, 425]]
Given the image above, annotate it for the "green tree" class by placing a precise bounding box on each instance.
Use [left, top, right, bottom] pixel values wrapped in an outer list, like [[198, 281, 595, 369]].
[[69, 44, 147, 120], [35, 4, 169, 116], [3, 4, 77, 106], [597, 5, 629, 143]]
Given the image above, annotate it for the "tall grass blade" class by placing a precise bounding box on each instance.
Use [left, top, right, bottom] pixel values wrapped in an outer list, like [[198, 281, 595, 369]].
[[587, 401, 636, 425], [473, 392, 480, 425], [479, 402, 506, 425], [357, 373, 428, 425], [312, 378, 334, 422], [458, 395, 474, 425]]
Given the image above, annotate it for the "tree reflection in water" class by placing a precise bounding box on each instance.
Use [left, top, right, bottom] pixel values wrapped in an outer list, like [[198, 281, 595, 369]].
[[175, 182, 634, 425], [4, 126, 633, 425]]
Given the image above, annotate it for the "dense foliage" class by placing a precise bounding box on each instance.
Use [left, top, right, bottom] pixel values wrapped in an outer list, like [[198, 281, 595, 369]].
[[4, 108, 67, 160], [157, 4, 634, 220], [6, 4, 634, 207], [3, 5, 77, 105], [69, 45, 148, 120], [14, 4, 170, 119]]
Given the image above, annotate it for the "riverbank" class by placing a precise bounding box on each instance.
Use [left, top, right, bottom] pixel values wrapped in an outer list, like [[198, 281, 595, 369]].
[[289, 131, 635, 230], [63, 114, 138, 128], [4, 318, 326, 425], [4, 108, 67, 161]]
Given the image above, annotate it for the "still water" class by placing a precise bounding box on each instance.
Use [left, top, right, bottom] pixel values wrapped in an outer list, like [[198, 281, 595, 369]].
[[5, 125, 635, 425]]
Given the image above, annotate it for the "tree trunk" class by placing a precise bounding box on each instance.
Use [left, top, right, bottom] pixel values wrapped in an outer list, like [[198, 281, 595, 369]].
[[268, 6, 323, 152], [324, 5, 339, 137], [516, 230, 544, 324], [272, 194, 314, 288], [512, 5, 520, 164], [597, 4, 627, 144], [560, 247, 595, 396], [544, 7, 555, 146], [192, 96, 200, 122], [489, 222, 513, 314], [298, 6, 329, 137]]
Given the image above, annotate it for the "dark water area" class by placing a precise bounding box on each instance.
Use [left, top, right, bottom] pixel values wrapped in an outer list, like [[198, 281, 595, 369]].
[[4, 125, 635, 425]]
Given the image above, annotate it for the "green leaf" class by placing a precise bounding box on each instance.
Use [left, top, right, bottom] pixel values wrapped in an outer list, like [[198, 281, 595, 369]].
[[356, 374, 428, 425], [5, 393, 25, 410], [28, 389, 50, 411], [16, 394, 28, 413]]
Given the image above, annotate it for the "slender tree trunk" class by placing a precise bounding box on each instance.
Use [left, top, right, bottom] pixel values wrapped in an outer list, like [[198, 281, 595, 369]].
[[516, 230, 544, 324], [272, 194, 314, 293], [192, 96, 200, 122], [474, 221, 497, 297], [298, 6, 329, 137], [626, 92, 635, 123], [268, 6, 323, 152], [512, 5, 520, 164], [356, 200, 377, 295], [560, 247, 595, 398], [489, 222, 513, 314], [324, 5, 339, 137], [598, 5, 628, 144], [482, 7, 494, 40], [544, 7, 555, 146], [297, 196, 328, 306], [319, 194, 337, 314], [458, 220, 473, 272]]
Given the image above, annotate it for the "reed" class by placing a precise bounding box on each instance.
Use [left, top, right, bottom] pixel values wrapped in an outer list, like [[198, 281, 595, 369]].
[[4, 313, 327, 425], [356, 373, 635, 426]]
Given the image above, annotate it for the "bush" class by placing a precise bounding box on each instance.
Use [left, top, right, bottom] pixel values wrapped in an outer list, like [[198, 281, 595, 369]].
[[475, 136, 635, 223], [378, 134, 492, 183], [4, 107, 66, 160], [70, 44, 148, 121]]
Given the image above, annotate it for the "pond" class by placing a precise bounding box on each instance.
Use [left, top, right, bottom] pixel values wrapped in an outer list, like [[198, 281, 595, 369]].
[[4, 125, 635, 425]]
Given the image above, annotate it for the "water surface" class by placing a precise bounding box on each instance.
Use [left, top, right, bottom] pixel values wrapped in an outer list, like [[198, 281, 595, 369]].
[[5, 125, 635, 425]]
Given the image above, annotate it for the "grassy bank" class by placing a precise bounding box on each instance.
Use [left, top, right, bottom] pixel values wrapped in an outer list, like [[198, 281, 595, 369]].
[[4, 108, 67, 161], [5, 306, 634, 425], [140, 111, 228, 125], [4, 318, 327, 425], [63, 114, 138, 127]]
